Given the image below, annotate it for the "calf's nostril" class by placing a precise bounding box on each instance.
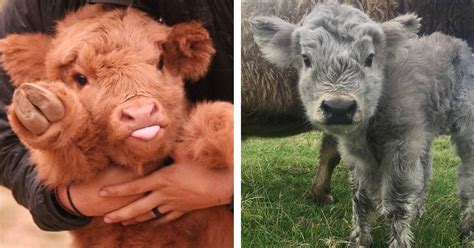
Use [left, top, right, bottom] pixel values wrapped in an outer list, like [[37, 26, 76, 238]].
[[347, 100, 357, 113], [150, 104, 158, 116], [321, 100, 332, 113], [120, 111, 135, 123], [119, 102, 158, 127]]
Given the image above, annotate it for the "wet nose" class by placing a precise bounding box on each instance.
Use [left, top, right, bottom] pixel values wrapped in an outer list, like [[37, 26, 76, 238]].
[[120, 102, 158, 129], [321, 99, 357, 125]]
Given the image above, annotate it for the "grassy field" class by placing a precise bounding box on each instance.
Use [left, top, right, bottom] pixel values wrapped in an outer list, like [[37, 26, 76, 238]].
[[242, 131, 462, 247]]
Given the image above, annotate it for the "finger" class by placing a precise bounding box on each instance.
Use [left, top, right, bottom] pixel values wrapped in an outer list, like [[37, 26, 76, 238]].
[[121, 211, 155, 226], [154, 204, 174, 214], [21, 83, 64, 122], [104, 193, 163, 223], [13, 89, 49, 135], [100, 175, 159, 197], [155, 211, 185, 225], [121, 206, 174, 226]]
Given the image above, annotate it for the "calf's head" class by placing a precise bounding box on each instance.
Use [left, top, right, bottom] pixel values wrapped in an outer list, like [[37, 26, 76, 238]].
[[0, 5, 214, 167], [251, 3, 420, 134]]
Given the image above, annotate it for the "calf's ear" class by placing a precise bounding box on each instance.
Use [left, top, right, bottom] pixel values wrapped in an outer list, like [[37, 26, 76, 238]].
[[389, 13, 421, 36], [381, 14, 421, 50], [250, 16, 296, 68], [0, 34, 52, 86], [163, 21, 215, 82]]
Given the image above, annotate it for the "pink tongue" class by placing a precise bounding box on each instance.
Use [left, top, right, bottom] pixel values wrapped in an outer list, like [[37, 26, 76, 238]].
[[131, 125, 160, 141]]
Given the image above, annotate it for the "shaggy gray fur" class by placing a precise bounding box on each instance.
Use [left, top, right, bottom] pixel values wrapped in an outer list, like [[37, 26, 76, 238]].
[[251, 2, 474, 247]]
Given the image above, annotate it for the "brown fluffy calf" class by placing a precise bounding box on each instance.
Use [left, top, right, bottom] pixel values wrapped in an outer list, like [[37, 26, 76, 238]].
[[0, 4, 233, 247]]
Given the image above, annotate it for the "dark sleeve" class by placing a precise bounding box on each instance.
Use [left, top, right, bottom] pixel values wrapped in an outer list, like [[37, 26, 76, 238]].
[[0, 0, 91, 231], [181, 0, 234, 103]]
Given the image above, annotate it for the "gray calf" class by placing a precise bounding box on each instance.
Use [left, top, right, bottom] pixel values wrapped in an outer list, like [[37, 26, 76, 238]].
[[251, 3, 474, 247], [242, 0, 341, 205]]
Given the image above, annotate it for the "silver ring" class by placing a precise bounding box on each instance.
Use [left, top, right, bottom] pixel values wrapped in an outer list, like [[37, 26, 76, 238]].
[[152, 207, 162, 218]]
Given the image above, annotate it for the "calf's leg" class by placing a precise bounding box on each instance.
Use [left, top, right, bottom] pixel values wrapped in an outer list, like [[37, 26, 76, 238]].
[[347, 164, 374, 247], [8, 82, 103, 187], [381, 138, 427, 248], [311, 133, 340, 204], [414, 147, 432, 219], [452, 134, 474, 246]]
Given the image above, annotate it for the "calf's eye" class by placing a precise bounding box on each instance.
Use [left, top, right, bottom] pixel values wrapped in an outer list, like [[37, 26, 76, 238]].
[[365, 53, 374, 67], [74, 74, 88, 86], [302, 54, 312, 68], [157, 55, 164, 70]]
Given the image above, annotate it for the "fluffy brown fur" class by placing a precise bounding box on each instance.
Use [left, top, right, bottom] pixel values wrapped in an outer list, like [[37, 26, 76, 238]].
[[0, 34, 52, 85], [0, 4, 232, 247], [174, 102, 234, 169]]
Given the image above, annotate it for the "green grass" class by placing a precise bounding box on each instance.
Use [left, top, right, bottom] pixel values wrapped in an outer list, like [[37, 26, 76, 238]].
[[242, 131, 463, 247]]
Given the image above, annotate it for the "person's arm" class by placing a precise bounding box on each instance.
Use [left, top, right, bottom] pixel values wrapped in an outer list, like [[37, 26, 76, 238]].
[[99, 161, 233, 225], [0, 0, 92, 231], [0, 80, 92, 231]]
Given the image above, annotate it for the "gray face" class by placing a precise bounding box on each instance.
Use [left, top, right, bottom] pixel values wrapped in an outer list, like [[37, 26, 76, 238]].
[[251, 3, 388, 134]]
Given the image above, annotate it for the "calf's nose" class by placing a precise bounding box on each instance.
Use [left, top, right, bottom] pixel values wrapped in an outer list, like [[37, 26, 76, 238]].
[[120, 102, 158, 129], [321, 99, 357, 125]]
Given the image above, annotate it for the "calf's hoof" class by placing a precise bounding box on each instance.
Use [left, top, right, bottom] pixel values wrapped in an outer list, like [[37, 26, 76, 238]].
[[461, 231, 474, 247], [310, 188, 335, 205], [12, 83, 65, 135], [311, 193, 335, 205], [348, 231, 372, 248], [347, 245, 369, 248], [388, 239, 411, 248]]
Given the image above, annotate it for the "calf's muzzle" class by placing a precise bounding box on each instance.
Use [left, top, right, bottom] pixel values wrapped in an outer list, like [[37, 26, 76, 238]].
[[321, 99, 357, 125], [118, 100, 161, 141]]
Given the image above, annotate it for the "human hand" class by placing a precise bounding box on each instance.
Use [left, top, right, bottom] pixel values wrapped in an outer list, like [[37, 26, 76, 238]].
[[99, 161, 233, 225], [56, 167, 145, 217]]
